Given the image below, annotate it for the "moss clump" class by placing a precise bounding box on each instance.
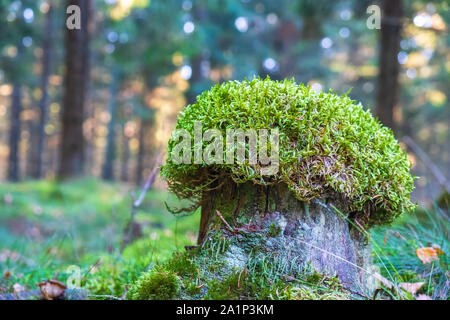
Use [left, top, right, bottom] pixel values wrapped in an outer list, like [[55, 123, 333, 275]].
[[161, 77, 415, 225], [127, 267, 180, 300], [205, 271, 258, 300], [268, 223, 282, 237], [164, 252, 198, 277]]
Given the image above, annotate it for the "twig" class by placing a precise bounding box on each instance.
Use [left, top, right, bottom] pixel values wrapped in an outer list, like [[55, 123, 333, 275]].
[[403, 135, 450, 193], [215, 210, 234, 232], [120, 152, 165, 253]]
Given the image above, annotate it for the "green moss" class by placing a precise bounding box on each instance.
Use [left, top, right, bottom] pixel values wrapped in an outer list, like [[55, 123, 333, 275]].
[[161, 77, 415, 226], [127, 267, 180, 300], [205, 272, 250, 300], [164, 251, 198, 277], [268, 223, 282, 237]]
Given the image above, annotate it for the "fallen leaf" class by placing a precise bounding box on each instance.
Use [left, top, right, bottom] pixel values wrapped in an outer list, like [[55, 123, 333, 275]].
[[416, 247, 444, 264], [399, 282, 424, 295], [417, 294, 432, 300], [372, 272, 394, 289], [37, 280, 66, 300]]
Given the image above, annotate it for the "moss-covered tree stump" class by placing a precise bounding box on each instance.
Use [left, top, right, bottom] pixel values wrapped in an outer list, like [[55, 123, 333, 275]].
[[154, 78, 415, 300]]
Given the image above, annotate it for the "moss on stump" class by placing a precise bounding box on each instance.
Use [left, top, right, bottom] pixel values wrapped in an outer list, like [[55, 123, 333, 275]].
[[153, 78, 415, 299]]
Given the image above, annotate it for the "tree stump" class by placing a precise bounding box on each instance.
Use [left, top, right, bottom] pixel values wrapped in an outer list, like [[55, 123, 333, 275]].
[[197, 181, 374, 295], [159, 79, 415, 299]]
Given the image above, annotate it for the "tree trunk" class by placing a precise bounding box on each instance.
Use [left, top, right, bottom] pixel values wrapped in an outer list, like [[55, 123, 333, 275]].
[[376, 0, 403, 133], [186, 54, 203, 105], [120, 124, 130, 182], [58, 0, 91, 179], [135, 118, 150, 186], [7, 84, 23, 182], [31, 5, 53, 179], [101, 72, 119, 180], [198, 181, 373, 294]]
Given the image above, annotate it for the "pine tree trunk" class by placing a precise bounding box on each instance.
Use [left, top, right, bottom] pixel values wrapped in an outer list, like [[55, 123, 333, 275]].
[[31, 5, 53, 179], [120, 124, 130, 182], [186, 54, 202, 105], [135, 118, 149, 186], [58, 0, 91, 179], [7, 84, 23, 182], [101, 72, 119, 180], [376, 0, 403, 133]]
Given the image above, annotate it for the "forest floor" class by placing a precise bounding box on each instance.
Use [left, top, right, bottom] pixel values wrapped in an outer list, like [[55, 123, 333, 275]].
[[0, 178, 447, 300]]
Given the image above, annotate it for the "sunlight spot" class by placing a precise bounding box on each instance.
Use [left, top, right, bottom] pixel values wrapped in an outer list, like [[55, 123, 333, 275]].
[[183, 21, 195, 34], [235, 17, 248, 32]]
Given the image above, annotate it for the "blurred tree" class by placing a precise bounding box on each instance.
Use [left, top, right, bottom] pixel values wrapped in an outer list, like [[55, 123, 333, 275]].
[[101, 69, 120, 180], [58, 0, 92, 179], [30, 4, 54, 179], [0, 1, 38, 181], [376, 0, 403, 133]]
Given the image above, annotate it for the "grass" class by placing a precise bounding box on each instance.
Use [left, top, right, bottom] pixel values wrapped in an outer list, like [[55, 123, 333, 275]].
[[0, 178, 199, 297], [0, 178, 447, 299], [370, 206, 449, 299]]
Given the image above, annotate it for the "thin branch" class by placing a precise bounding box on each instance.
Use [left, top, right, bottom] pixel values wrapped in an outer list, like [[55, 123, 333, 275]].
[[215, 209, 234, 232], [403, 136, 450, 193], [120, 152, 165, 253]]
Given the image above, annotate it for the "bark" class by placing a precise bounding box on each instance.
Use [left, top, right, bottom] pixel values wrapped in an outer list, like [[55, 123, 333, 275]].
[[101, 72, 119, 180], [7, 84, 23, 182], [58, 0, 91, 179], [376, 0, 403, 133], [135, 118, 150, 186], [120, 124, 130, 182], [198, 181, 373, 294], [186, 54, 202, 105], [31, 6, 53, 179]]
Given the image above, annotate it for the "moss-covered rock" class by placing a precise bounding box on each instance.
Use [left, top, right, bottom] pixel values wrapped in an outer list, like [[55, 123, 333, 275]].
[[161, 78, 415, 226]]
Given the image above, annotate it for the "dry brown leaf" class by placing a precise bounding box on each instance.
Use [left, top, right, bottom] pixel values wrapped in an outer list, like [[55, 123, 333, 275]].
[[399, 282, 425, 295], [373, 272, 394, 289], [417, 294, 432, 300], [37, 280, 66, 300], [416, 247, 444, 264]]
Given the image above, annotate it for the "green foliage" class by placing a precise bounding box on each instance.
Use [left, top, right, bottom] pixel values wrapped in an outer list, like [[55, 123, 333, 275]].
[[162, 78, 415, 226], [205, 272, 249, 300], [127, 267, 180, 300]]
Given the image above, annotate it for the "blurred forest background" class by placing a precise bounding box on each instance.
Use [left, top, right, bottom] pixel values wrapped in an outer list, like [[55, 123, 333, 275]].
[[0, 0, 448, 203], [0, 0, 448, 300]]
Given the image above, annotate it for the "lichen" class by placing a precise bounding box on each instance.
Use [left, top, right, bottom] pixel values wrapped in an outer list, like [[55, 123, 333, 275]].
[[161, 77, 415, 226]]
